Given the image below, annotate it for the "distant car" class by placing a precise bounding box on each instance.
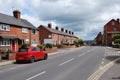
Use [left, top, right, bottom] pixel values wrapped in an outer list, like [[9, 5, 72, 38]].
[[16, 47, 48, 63]]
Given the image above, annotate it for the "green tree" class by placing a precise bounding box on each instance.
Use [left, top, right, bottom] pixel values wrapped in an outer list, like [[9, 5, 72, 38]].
[[74, 38, 83, 47], [114, 34, 120, 44], [77, 39, 83, 45]]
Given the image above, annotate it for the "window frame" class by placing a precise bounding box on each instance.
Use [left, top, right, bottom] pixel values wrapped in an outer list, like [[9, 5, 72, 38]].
[[112, 21, 115, 26], [22, 28, 28, 33], [0, 39, 11, 46], [32, 39, 37, 45], [31, 29, 37, 34], [0, 24, 10, 31]]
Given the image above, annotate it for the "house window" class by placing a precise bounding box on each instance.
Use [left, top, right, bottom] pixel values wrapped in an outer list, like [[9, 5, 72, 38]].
[[0, 39, 11, 46], [114, 28, 117, 31], [0, 24, 10, 31], [22, 28, 28, 33], [31, 29, 37, 34], [32, 39, 37, 45], [112, 21, 115, 25]]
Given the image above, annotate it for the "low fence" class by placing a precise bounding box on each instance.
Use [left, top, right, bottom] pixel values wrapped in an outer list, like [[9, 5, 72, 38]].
[[45, 47, 58, 53], [57, 45, 76, 48]]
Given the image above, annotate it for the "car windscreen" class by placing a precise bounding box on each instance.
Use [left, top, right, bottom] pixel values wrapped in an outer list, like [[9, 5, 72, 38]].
[[18, 48, 28, 52]]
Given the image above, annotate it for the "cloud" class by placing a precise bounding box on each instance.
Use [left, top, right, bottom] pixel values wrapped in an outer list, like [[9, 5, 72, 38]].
[[0, 0, 120, 40]]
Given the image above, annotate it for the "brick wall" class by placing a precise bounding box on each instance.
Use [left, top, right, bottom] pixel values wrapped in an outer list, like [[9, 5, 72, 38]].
[[103, 19, 120, 46]]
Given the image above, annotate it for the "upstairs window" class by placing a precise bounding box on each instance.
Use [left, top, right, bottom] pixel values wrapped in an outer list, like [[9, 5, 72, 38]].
[[31, 29, 37, 34], [114, 28, 117, 31], [112, 21, 115, 25], [22, 28, 28, 33], [0, 24, 10, 31]]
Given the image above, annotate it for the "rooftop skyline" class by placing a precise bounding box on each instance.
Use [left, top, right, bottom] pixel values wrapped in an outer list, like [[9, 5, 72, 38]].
[[0, 0, 120, 40]]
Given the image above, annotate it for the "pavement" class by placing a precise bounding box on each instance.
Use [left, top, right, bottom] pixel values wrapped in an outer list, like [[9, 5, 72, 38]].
[[0, 46, 105, 80], [99, 62, 120, 80], [98, 47, 120, 80], [1, 46, 120, 80]]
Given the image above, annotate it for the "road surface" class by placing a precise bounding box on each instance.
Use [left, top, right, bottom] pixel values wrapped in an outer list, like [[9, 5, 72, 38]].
[[0, 46, 105, 80]]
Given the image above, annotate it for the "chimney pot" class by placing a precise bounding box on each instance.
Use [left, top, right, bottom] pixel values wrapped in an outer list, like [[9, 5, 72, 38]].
[[13, 10, 21, 19], [72, 32, 74, 35], [117, 18, 120, 23], [55, 26, 59, 30], [65, 30, 68, 33], [48, 23, 52, 28], [69, 31, 71, 34], [61, 28, 64, 32]]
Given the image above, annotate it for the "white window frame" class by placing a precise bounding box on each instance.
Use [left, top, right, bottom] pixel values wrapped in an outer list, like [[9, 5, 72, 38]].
[[31, 29, 37, 34], [114, 28, 117, 31], [22, 28, 28, 33], [0, 24, 10, 31], [32, 39, 37, 45], [112, 21, 115, 25], [0, 39, 11, 46]]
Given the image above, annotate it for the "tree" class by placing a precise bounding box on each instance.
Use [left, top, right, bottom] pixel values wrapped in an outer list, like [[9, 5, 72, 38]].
[[77, 39, 83, 45], [74, 38, 83, 47], [114, 34, 120, 44]]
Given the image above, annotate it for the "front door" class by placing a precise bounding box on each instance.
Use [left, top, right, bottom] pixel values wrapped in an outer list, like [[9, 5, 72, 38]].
[[12, 40, 15, 51]]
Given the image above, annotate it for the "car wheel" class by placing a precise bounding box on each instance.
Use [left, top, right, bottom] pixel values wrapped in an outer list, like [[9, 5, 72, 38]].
[[44, 54, 48, 60], [30, 56, 35, 63]]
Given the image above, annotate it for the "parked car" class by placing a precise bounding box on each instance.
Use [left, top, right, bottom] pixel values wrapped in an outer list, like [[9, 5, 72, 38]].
[[16, 47, 48, 63]]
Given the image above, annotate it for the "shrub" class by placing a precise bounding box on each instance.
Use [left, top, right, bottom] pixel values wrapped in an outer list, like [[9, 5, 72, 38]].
[[69, 44, 74, 46], [52, 44, 56, 47], [62, 42, 70, 46], [45, 44, 53, 49], [21, 43, 31, 48], [37, 44, 46, 51]]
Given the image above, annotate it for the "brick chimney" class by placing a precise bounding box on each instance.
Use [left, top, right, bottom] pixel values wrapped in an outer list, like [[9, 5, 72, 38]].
[[61, 28, 64, 32], [48, 23, 52, 28], [55, 26, 59, 30], [65, 30, 68, 33], [13, 10, 21, 19], [117, 18, 119, 23]]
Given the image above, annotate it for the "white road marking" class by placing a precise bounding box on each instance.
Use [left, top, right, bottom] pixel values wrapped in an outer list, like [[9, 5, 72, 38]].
[[0, 64, 30, 73], [78, 53, 86, 57], [78, 48, 96, 57], [58, 58, 74, 66], [26, 71, 46, 80]]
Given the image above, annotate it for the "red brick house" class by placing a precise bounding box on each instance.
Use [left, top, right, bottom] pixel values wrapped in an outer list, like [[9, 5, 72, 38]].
[[94, 32, 103, 45], [38, 23, 78, 45], [0, 10, 39, 51], [103, 19, 120, 46]]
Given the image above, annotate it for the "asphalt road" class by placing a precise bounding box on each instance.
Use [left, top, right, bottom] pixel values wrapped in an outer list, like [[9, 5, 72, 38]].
[[0, 46, 105, 80]]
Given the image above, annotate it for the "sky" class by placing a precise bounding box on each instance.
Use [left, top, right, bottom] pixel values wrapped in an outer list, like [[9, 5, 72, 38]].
[[0, 0, 120, 40]]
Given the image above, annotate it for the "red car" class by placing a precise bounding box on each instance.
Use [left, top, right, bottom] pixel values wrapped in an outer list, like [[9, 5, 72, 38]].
[[16, 47, 48, 63]]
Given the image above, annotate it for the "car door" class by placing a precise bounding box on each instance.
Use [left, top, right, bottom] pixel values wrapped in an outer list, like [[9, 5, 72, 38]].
[[35, 47, 43, 59], [31, 47, 38, 59]]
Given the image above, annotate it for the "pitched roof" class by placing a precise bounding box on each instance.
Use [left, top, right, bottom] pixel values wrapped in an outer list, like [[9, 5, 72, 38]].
[[0, 12, 36, 29], [40, 25, 78, 38]]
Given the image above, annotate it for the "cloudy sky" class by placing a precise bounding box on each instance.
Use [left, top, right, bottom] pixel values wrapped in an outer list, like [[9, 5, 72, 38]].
[[0, 0, 120, 40]]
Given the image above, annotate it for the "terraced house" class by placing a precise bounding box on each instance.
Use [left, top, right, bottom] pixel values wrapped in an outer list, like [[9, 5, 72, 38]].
[[0, 10, 39, 51], [38, 23, 78, 45]]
